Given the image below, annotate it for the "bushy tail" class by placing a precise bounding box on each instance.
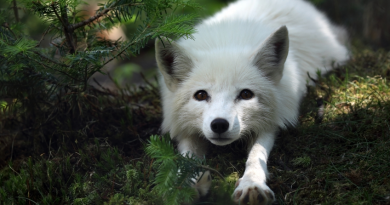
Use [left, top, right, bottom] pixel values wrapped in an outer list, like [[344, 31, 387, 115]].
[[331, 24, 349, 46]]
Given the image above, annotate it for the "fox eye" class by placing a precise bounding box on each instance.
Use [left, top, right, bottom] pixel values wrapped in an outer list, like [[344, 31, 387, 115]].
[[194, 90, 208, 101], [239, 89, 254, 100]]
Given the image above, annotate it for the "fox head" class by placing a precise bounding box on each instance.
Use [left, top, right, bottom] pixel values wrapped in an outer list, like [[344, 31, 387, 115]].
[[156, 26, 289, 146]]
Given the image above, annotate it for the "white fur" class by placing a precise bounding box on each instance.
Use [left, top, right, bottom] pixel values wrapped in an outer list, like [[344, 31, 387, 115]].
[[155, 0, 349, 204]]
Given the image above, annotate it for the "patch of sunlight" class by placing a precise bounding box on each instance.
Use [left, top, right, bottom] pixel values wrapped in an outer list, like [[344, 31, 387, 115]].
[[226, 172, 240, 183], [328, 75, 389, 114]]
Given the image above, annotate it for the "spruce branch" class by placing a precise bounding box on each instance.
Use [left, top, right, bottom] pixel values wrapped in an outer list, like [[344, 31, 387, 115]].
[[48, 1, 146, 54], [27, 55, 79, 82], [0, 28, 66, 68], [146, 135, 225, 204], [32, 51, 67, 67]]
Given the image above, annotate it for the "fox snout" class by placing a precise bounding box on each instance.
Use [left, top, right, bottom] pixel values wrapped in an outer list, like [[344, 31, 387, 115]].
[[208, 117, 239, 145], [210, 118, 229, 134]]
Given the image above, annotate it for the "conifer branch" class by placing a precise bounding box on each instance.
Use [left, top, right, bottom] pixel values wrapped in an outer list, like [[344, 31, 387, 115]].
[[70, 8, 110, 31], [0, 32, 66, 69], [33, 51, 68, 68], [69, 3, 144, 31], [23, 53, 79, 82]]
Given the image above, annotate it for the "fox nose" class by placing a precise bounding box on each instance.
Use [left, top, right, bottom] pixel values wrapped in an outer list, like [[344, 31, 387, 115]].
[[211, 118, 229, 134]]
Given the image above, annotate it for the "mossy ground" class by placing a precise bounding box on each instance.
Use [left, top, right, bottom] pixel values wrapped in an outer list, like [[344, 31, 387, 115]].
[[1, 47, 390, 204]]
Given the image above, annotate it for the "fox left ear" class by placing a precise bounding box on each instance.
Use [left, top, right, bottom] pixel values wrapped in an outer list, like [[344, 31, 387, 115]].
[[155, 37, 193, 92], [253, 25, 289, 83]]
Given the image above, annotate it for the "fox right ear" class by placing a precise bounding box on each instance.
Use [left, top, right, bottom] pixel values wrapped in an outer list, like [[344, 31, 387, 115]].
[[155, 37, 193, 92], [253, 25, 289, 83]]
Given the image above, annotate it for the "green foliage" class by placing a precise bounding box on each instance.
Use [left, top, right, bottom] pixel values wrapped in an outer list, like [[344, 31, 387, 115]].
[[0, 0, 200, 163], [0, 0, 200, 120], [0, 0, 200, 203], [146, 135, 207, 205], [154, 13, 198, 40]]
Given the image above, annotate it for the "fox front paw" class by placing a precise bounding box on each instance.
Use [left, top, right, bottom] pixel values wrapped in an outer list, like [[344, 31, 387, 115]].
[[232, 178, 275, 205]]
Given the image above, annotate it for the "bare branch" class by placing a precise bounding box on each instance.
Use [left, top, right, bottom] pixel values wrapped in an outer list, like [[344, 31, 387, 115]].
[[12, 0, 19, 22], [70, 8, 110, 31], [69, 3, 144, 31], [36, 26, 52, 47], [51, 2, 76, 54]]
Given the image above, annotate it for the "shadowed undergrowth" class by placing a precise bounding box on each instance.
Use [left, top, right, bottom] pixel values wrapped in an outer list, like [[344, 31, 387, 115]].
[[269, 48, 390, 205], [1, 48, 390, 204]]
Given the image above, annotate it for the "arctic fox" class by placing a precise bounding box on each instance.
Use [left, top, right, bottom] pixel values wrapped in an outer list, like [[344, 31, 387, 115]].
[[155, 0, 349, 204]]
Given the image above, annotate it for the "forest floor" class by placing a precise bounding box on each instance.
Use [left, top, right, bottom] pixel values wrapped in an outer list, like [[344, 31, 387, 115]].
[[1, 45, 390, 204]]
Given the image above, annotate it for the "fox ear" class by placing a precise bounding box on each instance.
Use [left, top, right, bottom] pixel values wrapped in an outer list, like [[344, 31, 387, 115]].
[[155, 37, 193, 92], [253, 25, 289, 83]]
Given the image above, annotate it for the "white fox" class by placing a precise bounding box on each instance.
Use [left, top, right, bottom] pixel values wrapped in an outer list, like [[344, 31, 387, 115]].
[[155, 0, 349, 204]]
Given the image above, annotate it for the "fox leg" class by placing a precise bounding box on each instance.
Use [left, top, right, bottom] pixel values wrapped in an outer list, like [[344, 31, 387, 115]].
[[177, 136, 212, 197], [233, 131, 276, 205]]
